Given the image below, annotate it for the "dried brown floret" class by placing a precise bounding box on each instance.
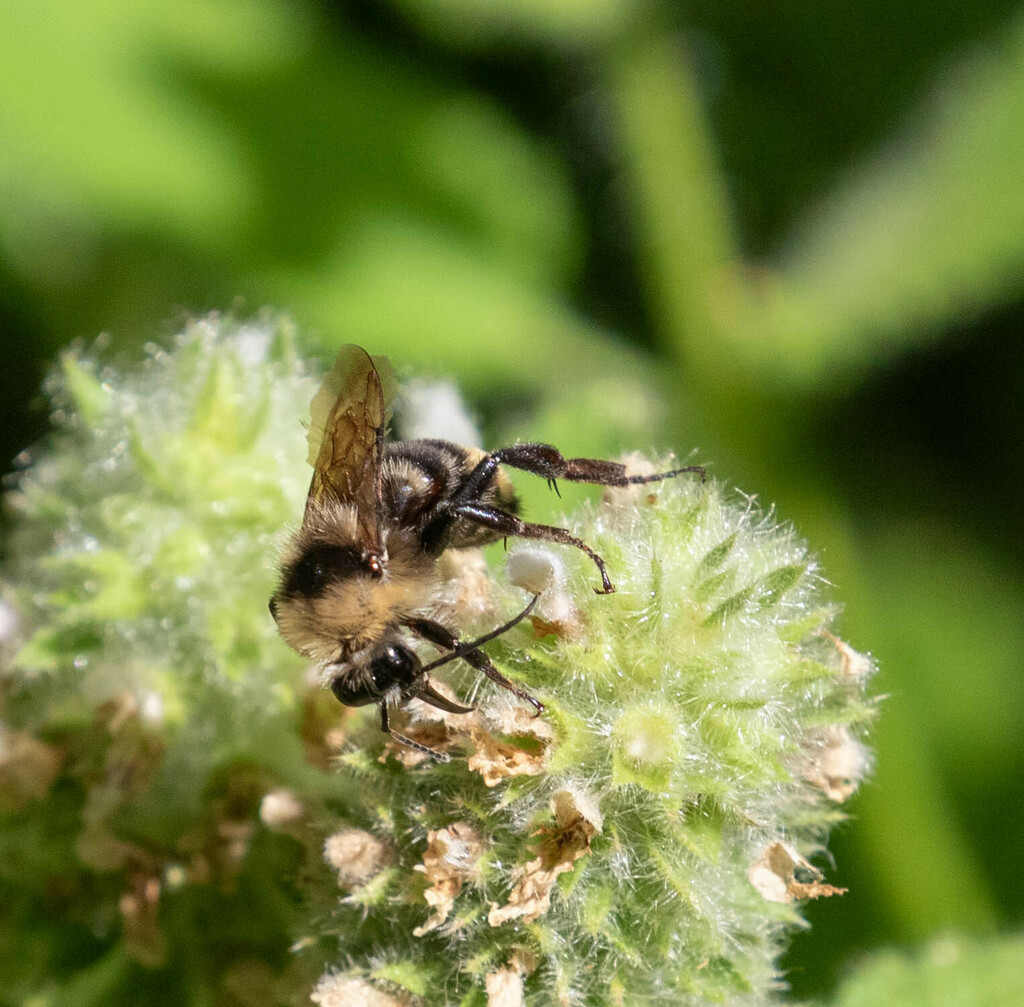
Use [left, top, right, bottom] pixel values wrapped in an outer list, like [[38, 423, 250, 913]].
[[823, 632, 874, 683], [437, 546, 496, 622], [488, 789, 601, 925], [467, 727, 549, 788], [412, 821, 485, 936], [485, 967, 524, 1007], [748, 841, 847, 903], [323, 828, 391, 888], [382, 722, 459, 767], [310, 974, 409, 1007], [481, 704, 555, 743], [802, 725, 869, 802], [378, 687, 554, 782]]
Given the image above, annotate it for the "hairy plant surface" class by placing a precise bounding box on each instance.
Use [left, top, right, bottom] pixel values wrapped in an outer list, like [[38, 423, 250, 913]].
[[0, 316, 874, 1006]]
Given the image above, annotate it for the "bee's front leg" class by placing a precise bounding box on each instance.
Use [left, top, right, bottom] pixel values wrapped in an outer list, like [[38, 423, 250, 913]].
[[407, 598, 544, 713]]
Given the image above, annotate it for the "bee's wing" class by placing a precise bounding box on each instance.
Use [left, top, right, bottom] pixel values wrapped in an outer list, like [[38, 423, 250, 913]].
[[304, 345, 398, 551]]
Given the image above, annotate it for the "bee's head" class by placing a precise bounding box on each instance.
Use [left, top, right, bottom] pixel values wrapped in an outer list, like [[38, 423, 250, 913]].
[[269, 507, 435, 664], [329, 642, 422, 707]]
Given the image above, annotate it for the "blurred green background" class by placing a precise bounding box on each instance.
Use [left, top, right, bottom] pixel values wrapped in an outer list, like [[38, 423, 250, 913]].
[[2, 0, 1022, 1001]]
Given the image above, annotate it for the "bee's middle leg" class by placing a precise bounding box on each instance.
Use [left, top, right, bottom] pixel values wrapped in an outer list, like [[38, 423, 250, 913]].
[[418, 445, 630, 554], [448, 502, 616, 594]]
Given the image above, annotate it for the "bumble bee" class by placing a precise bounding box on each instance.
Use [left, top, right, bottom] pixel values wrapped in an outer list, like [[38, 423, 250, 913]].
[[269, 346, 702, 760]]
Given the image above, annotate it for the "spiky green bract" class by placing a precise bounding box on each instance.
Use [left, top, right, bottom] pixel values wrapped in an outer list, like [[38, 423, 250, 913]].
[[312, 478, 874, 1006], [0, 316, 349, 1004]]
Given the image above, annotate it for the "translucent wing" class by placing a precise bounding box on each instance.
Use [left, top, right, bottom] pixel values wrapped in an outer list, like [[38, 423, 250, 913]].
[[304, 346, 397, 551]]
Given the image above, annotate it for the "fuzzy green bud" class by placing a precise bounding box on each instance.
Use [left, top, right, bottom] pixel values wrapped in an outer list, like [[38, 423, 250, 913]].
[[0, 315, 339, 1003], [307, 454, 874, 1005]]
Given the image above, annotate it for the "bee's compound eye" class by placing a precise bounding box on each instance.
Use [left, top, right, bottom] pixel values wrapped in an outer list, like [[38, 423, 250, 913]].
[[330, 671, 378, 708], [371, 645, 419, 691]]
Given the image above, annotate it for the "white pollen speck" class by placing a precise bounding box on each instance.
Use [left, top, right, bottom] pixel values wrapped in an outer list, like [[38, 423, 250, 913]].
[[507, 546, 580, 632], [507, 547, 563, 595]]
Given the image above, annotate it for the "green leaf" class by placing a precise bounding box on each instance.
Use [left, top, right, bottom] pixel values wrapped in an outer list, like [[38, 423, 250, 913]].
[[765, 16, 1024, 386], [695, 533, 738, 578], [832, 934, 1024, 1007], [702, 585, 753, 626], [694, 567, 737, 604], [606, 31, 741, 367], [756, 564, 805, 610], [372, 960, 431, 998], [390, 0, 636, 48], [0, 0, 287, 257]]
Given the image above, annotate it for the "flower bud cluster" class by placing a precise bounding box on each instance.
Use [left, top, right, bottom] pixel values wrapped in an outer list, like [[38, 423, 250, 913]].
[[0, 317, 874, 1005]]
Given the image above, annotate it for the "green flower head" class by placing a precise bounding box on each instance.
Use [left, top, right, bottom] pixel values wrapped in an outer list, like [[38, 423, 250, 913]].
[[1, 315, 874, 1006]]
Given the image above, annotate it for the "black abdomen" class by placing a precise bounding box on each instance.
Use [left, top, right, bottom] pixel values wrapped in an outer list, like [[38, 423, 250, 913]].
[[383, 439, 519, 549]]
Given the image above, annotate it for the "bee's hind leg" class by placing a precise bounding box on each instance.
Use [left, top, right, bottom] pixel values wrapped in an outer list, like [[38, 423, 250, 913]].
[[379, 703, 450, 763], [424, 445, 703, 589]]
